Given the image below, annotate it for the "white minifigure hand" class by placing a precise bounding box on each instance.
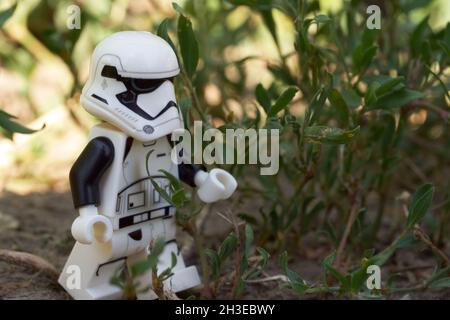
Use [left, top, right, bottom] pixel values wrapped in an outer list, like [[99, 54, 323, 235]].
[[71, 205, 113, 244], [194, 168, 237, 203]]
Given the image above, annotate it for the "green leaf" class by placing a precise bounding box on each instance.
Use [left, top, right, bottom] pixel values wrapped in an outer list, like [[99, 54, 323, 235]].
[[368, 233, 413, 267], [353, 45, 377, 74], [0, 3, 16, 28], [267, 86, 298, 117], [225, 0, 273, 10], [325, 265, 350, 287], [361, 27, 380, 47], [158, 267, 174, 281], [369, 246, 396, 266], [400, 0, 431, 12], [267, 63, 297, 85], [151, 169, 188, 208], [178, 96, 192, 129], [205, 249, 221, 279], [157, 18, 177, 53], [394, 233, 417, 248], [130, 236, 166, 277], [150, 179, 174, 206], [256, 247, 269, 269], [350, 266, 368, 293], [177, 13, 199, 78], [429, 277, 450, 289], [279, 251, 289, 271], [424, 65, 450, 100], [369, 89, 424, 110], [172, 2, 185, 14], [365, 81, 380, 107], [304, 126, 360, 144], [410, 16, 430, 57], [255, 83, 271, 113], [171, 252, 177, 268], [171, 188, 187, 206], [329, 89, 350, 127], [305, 86, 328, 125], [260, 9, 278, 48], [244, 224, 254, 257], [375, 76, 405, 97], [341, 88, 361, 109], [159, 169, 182, 191], [313, 14, 331, 24], [407, 183, 435, 228], [218, 232, 238, 262], [322, 251, 336, 269], [322, 251, 349, 289], [237, 213, 258, 225], [0, 110, 41, 137], [380, 113, 396, 154], [279, 251, 308, 293]]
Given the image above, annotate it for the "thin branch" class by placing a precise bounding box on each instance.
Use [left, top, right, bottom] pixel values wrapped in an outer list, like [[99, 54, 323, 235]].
[[334, 188, 360, 270], [244, 274, 289, 283], [414, 227, 450, 266], [0, 249, 59, 280]]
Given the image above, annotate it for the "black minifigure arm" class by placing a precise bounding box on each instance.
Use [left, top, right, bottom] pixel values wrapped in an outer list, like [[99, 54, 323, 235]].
[[178, 163, 206, 187], [69, 137, 115, 208]]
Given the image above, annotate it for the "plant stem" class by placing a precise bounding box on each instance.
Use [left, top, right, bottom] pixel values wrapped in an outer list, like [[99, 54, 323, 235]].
[[181, 70, 207, 123], [334, 188, 360, 270], [189, 222, 211, 298], [414, 226, 450, 266], [368, 190, 386, 244]]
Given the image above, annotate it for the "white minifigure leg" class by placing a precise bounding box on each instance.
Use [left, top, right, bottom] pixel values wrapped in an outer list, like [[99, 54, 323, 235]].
[[58, 242, 124, 300], [126, 249, 158, 300], [158, 217, 201, 293]]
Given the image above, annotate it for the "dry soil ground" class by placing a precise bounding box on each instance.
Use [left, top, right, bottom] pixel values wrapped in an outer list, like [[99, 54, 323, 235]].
[[0, 190, 449, 300]]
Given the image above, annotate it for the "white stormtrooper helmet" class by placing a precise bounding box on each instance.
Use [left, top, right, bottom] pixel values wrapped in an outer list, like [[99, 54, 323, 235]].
[[81, 31, 183, 141]]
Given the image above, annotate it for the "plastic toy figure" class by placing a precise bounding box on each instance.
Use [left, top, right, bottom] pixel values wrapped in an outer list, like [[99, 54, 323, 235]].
[[58, 31, 237, 300]]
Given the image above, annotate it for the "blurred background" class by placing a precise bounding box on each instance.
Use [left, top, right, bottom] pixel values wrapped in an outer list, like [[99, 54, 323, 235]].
[[0, 0, 447, 193], [0, 0, 449, 299]]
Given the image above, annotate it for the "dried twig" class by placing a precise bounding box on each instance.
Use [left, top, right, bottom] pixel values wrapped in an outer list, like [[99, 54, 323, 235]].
[[244, 274, 289, 283], [414, 227, 450, 266], [0, 249, 59, 280], [334, 189, 360, 270]]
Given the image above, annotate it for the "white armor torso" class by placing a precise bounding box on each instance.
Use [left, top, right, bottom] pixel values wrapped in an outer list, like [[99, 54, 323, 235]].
[[113, 137, 177, 230], [87, 123, 177, 232]]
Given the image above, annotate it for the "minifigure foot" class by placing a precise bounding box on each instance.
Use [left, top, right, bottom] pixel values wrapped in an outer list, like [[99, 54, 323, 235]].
[[135, 288, 158, 300], [164, 265, 201, 293]]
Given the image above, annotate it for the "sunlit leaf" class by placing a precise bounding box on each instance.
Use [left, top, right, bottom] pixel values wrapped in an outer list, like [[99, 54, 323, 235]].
[[304, 126, 360, 144]]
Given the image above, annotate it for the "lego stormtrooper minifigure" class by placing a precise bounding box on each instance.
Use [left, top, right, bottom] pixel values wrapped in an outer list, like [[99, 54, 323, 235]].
[[58, 31, 237, 300]]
